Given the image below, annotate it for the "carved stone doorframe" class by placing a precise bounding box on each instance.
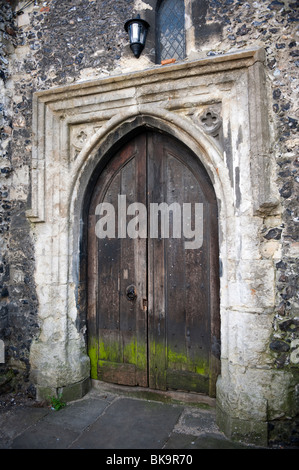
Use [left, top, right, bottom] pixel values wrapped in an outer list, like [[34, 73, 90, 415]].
[[28, 48, 283, 444]]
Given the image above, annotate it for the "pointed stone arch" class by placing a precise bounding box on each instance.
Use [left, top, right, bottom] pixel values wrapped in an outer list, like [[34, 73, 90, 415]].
[[73, 114, 224, 397], [70, 108, 232, 240], [69, 111, 231, 356]]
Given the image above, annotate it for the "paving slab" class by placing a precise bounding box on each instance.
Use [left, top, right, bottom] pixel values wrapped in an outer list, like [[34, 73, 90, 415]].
[[0, 407, 50, 448], [71, 397, 183, 449], [173, 408, 220, 435], [11, 420, 79, 449], [42, 397, 110, 432]]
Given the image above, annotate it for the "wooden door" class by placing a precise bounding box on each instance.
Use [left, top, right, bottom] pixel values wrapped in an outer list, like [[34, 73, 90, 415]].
[[87, 131, 220, 396]]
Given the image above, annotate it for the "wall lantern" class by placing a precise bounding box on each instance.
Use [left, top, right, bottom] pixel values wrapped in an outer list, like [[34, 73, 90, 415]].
[[124, 14, 150, 59]]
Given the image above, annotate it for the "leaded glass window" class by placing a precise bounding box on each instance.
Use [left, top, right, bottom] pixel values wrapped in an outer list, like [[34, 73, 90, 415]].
[[156, 0, 186, 63]]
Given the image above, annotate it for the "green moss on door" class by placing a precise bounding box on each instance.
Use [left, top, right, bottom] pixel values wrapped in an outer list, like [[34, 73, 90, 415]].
[[89, 336, 210, 393], [88, 337, 147, 379]]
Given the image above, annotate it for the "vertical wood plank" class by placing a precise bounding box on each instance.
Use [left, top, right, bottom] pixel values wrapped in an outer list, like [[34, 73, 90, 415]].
[[97, 171, 122, 366], [134, 133, 148, 386], [147, 131, 167, 390], [88, 134, 148, 386], [164, 154, 186, 375]]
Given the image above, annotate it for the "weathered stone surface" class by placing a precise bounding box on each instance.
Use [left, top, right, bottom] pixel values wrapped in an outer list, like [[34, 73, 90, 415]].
[[0, 0, 298, 448]]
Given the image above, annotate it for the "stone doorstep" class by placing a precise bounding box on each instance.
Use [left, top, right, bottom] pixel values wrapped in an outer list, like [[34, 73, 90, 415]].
[[91, 379, 217, 408], [36, 378, 216, 409]]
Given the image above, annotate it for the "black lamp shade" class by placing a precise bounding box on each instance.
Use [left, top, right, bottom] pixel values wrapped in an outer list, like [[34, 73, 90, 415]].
[[125, 15, 150, 58]]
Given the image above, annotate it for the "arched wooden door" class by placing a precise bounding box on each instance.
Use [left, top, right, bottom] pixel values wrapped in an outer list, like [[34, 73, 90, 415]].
[[87, 131, 220, 396]]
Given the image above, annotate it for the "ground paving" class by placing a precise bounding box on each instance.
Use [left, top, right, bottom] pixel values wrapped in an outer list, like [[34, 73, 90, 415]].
[[0, 382, 266, 450]]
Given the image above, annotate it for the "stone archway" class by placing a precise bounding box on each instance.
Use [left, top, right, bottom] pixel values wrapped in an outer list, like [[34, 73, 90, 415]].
[[28, 49, 282, 445]]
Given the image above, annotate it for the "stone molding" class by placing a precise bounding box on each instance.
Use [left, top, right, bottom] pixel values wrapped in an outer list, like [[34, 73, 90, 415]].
[[27, 46, 277, 223]]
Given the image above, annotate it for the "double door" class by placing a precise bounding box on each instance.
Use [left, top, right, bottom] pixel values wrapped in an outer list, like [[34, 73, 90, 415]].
[[87, 131, 219, 396]]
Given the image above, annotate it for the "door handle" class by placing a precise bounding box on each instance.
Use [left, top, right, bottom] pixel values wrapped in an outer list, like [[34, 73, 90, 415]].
[[126, 285, 137, 301]]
